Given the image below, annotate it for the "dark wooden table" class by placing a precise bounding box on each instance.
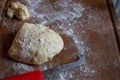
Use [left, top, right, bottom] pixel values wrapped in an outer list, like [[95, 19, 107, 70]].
[[0, 0, 120, 80]]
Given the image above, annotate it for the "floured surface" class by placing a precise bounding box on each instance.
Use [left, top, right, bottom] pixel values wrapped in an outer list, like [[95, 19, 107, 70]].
[[0, 0, 120, 80]]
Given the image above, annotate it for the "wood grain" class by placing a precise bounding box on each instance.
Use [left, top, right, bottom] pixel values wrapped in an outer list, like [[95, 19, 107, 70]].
[[107, 0, 120, 51]]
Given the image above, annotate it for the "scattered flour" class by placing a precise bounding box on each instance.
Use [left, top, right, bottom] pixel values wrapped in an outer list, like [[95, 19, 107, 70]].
[[0, 0, 91, 79], [0, 58, 34, 78], [24, 0, 86, 57], [1, 0, 119, 80], [44, 56, 96, 80], [25, 0, 84, 23], [12, 62, 34, 74], [51, 71, 73, 80]]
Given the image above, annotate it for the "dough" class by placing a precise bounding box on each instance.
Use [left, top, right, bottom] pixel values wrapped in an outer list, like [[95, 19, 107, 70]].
[[8, 23, 64, 65], [7, 1, 30, 20]]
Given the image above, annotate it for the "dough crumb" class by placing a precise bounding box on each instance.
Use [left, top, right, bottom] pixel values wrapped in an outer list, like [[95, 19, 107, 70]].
[[7, 1, 30, 20]]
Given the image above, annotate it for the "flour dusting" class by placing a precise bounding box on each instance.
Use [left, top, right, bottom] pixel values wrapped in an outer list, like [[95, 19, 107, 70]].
[[24, 0, 86, 56], [0, 58, 34, 78], [25, 0, 86, 79], [0, 0, 119, 79], [25, 0, 84, 23], [0, 0, 88, 79]]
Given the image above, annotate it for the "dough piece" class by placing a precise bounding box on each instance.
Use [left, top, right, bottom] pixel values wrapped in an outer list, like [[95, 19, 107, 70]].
[[7, 1, 30, 20], [8, 23, 64, 65]]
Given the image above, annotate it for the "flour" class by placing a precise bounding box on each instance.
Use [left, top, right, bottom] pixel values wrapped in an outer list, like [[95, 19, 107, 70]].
[[12, 0, 86, 56], [25, 0, 86, 79], [73, 36, 86, 55], [53, 71, 73, 80], [25, 0, 86, 56], [0, 58, 34, 78], [40, 20, 49, 25], [12, 62, 34, 74], [0, 0, 87, 79], [25, 0, 84, 23], [62, 28, 74, 36]]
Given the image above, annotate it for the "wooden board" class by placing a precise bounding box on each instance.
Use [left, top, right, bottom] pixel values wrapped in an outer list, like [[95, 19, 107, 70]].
[[0, 0, 120, 79], [107, 0, 120, 51]]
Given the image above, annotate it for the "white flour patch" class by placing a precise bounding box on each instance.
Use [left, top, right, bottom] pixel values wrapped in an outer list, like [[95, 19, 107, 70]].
[[40, 20, 49, 25], [58, 71, 73, 80], [48, 71, 74, 80], [72, 36, 86, 55], [0, 58, 34, 78], [25, 0, 84, 23], [12, 62, 34, 74], [25, 0, 44, 9], [79, 62, 96, 76], [62, 28, 74, 36]]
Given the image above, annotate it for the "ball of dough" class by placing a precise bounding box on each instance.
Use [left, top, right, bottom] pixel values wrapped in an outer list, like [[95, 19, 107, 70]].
[[8, 23, 64, 65], [7, 1, 30, 20]]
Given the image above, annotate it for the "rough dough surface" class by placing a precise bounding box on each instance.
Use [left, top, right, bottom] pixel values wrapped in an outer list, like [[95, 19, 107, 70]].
[[8, 23, 64, 65], [7, 1, 30, 20]]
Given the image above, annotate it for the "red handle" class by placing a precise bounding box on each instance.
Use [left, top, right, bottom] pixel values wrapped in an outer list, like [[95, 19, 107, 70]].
[[3, 70, 44, 80]]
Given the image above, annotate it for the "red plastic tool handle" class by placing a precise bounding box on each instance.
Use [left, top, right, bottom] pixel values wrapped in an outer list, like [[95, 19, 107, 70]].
[[3, 70, 44, 80]]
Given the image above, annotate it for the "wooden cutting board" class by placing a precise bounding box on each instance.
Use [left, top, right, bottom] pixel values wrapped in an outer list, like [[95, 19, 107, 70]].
[[0, 0, 120, 80]]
